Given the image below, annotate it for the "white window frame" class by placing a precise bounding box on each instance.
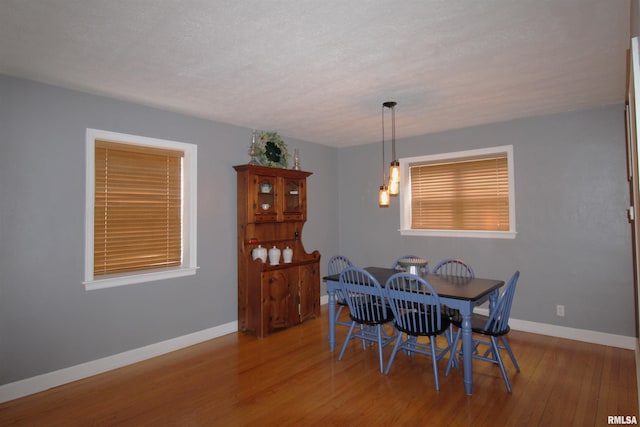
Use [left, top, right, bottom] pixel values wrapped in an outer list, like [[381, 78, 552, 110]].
[[399, 145, 516, 239], [84, 128, 198, 290]]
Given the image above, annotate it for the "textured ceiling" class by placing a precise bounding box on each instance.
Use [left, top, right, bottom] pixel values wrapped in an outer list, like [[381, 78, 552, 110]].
[[0, 0, 631, 147]]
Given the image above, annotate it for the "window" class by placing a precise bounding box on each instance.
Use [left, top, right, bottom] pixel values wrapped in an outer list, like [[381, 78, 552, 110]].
[[399, 145, 516, 239], [84, 129, 198, 290]]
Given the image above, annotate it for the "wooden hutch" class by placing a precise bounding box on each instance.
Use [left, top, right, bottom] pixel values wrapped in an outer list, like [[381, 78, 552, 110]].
[[234, 164, 320, 338]]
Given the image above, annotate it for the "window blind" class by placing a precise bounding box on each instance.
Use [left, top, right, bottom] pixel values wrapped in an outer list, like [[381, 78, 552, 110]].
[[410, 155, 509, 231], [94, 140, 183, 276]]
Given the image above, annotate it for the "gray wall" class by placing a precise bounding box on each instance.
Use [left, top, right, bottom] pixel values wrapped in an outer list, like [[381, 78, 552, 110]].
[[0, 75, 339, 384], [337, 105, 635, 336]]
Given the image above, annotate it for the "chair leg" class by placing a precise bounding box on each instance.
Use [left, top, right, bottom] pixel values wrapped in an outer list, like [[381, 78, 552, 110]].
[[360, 325, 367, 349], [376, 324, 385, 373], [338, 321, 357, 361], [384, 332, 404, 375], [330, 305, 349, 341], [335, 305, 343, 323], [406, 336, 418, 357], [445, 328, 459, 369], [445, 328, 461, 376], [430, 336, 440, 391], [335, 308, 353, 327], [501, 336, 520, 372], [490, 336, 512, 393]]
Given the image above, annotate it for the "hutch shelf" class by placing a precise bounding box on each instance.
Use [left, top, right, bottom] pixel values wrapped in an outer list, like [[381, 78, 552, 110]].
[[234, 164, 321, 338]]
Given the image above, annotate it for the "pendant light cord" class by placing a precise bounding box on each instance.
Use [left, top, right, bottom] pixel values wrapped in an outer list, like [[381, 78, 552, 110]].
[[381, 104, 386, 184], [391, 104, 396, 161]]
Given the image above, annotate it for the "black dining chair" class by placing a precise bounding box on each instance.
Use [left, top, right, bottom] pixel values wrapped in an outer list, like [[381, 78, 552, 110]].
[[338, 267, 396, 373], [446, 271, 521, 392], [327, 255, 354, 328], [383, 272, 452, 391]]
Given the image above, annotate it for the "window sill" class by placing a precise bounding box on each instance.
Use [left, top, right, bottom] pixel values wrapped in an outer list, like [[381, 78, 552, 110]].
[[399, 229, 517, 239], [84, 266, 199, 291]]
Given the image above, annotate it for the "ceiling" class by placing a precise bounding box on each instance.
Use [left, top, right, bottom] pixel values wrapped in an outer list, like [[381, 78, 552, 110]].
[[0, 1, 631, 147]]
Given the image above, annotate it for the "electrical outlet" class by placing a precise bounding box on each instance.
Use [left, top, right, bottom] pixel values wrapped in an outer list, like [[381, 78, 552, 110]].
[[556, 304, 565, 317]]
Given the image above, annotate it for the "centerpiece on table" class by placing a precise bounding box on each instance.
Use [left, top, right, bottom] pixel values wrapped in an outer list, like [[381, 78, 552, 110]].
[[257, 131, 289, 168]]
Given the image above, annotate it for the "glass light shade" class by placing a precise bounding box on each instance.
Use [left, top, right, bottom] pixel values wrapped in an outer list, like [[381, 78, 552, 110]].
[[389, 160, 400, 183], [379, 185, 390, 207], [388, 178, 399, 195]]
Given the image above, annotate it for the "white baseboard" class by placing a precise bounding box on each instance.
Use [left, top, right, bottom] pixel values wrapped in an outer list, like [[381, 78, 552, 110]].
[[0, 321, 238, 404], [472, 307, 635, 350], [320, 295, 635, 349], [2, 299, 635, 405]]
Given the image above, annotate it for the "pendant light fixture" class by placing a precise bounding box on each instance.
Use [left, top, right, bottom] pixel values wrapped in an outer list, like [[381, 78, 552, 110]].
[[379, 106, 390, 207], [384, 101, 400, 196]]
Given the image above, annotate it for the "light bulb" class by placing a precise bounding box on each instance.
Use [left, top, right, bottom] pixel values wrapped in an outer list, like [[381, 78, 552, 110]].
[[388, 178, 399, 196], [389, 161, 400, 184], [379, 185, 390, 207]]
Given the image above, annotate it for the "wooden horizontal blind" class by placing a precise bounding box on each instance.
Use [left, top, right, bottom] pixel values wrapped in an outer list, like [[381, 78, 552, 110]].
[[94, 140, 183, 276], [410, 155, 509, 231]]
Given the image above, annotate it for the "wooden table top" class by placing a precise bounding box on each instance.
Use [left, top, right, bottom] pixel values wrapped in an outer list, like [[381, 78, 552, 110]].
[[324, 266, 504, 302]]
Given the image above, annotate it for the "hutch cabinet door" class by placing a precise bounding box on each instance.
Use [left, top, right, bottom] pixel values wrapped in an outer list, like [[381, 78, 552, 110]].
[[298, 262, 320, 322], [252, 174, 278, 222], [264, 268, 298, 331], [281, 177, 306, 221]]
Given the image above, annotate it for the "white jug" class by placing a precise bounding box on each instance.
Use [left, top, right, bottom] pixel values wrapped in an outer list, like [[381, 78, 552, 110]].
[[268, 246, 281, 265], [283, 246, 293, 263], [252, 245, 267, 263]]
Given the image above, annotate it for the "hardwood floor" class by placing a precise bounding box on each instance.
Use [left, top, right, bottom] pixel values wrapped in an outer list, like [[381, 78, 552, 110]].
[[0, 305, 637, 426]]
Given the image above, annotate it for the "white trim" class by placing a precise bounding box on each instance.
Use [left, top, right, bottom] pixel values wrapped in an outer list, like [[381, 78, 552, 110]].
[[84, 128, 198, 290], [399, 229, 516, 239], [84, 266, 199, 291], [473, 307, 635, 350], [320, 296, 634, 349], [399, 145, 516, 238], [0, 321, 237, 404]]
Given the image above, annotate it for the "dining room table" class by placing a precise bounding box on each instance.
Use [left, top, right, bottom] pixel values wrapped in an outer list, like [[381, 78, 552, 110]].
[[323, 266, 504, 395]]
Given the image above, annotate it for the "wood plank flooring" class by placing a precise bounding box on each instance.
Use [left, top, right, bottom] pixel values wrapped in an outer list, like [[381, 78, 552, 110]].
[[0, 305, 637, 426]]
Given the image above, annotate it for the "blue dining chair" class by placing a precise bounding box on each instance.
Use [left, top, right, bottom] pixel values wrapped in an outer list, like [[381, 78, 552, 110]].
[[446, 271, 521, 392], [391, 255, 429, 273], [383, 272, 453, 391], [432, 258, 475, 368], [338, 267, 396, 373], [432, 258, 475, 278], [327, 255, 354, 328]]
